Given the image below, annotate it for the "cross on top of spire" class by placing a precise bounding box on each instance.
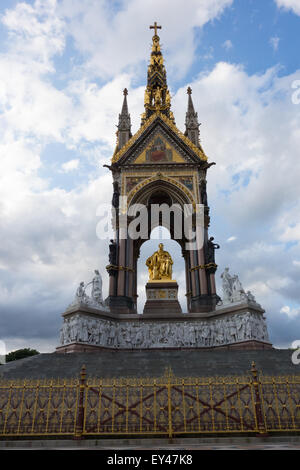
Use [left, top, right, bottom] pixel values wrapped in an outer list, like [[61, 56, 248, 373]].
[[149, 21, 161, 36]]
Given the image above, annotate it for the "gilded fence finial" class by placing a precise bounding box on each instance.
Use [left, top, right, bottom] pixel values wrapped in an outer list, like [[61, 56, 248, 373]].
[[164, 366, 174, 379], [80, 364, 86, 381]]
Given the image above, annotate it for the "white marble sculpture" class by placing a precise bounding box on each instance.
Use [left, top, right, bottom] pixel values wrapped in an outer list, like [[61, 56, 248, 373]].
[[219, 267, 259, 307], [246, 290, 257, 303], [231, 274, 247, 302], [75, 282, 87, 302], [220, 267, 233, 303], [67, 269, 109, 311], [91, 270, 103, 303]]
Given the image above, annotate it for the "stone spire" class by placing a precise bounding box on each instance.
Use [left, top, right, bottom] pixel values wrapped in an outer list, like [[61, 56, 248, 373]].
[[185, 87, 200, 147], [141, 22, 174, 125], [117, 88, 132, 150]]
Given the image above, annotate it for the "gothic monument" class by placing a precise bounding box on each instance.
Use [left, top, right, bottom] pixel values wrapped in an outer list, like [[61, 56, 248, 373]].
[[57, 23, 271, 353]]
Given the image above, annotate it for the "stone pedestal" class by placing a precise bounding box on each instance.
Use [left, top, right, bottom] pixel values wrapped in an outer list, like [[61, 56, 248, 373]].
[[143, 281, 182, 315], [56, 299, 272, 353], [105, 295, 136, 314]]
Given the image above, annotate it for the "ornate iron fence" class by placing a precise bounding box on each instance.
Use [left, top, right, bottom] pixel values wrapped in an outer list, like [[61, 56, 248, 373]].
[[0, 362, 299, 438], [0, 378, 79, 437]]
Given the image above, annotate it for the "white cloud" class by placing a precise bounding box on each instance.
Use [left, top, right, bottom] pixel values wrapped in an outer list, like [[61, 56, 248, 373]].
[[61, 158, 79, 172], [64, 75, 144, 148], [174, 63, 300, 231], [226, 236, 237, 242], [275, 0, 300, 16], [278, 223, 300, 242], [270, 36, 280, 51], [58, 0, 233, 79], [280, 305, 300, 319], [2, 0, 65, 72], [222, 39, 233, 50], [0, 58, 73, 140], [0, 0, 235, 158]]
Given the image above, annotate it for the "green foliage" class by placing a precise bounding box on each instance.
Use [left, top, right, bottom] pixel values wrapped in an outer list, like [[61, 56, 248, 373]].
[[5, 348, 40, 362]]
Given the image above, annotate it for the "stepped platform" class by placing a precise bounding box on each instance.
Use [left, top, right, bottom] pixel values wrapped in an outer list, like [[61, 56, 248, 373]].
[[0, 349, 298, 379]]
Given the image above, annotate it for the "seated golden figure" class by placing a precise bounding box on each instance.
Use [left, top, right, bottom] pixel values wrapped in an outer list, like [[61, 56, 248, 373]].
[[146, 243, 174, 281]]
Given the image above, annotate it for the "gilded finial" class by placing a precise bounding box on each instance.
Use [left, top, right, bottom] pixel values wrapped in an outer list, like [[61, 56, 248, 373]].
[[141, 22, 173, 124], [149, 21, 161, 37], [164, 366, 174, 379]]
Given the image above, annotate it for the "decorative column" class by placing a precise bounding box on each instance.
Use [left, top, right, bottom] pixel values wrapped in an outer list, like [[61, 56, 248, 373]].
[[210, 273, 216, 295], [117, 238, 126, 296], [189, 249, 198, 298], [197, 246, 208, 295], [127, 237, 134, 300], [132, 248, 139, 310], [183, 249, 192, 312], [106, 230, 136, 314], [204, 234, 220, 306], [108, 267, 117, 297]]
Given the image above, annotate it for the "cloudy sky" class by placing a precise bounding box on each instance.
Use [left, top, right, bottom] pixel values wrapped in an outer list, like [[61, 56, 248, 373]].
[[0, 0, 300, 353]]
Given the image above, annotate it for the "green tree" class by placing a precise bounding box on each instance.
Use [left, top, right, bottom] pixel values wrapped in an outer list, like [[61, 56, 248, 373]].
[[5, 348, 40, 362]]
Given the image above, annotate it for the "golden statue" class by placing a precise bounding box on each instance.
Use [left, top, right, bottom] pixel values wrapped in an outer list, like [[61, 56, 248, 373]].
[[165, 89, 171, 106], [144, 88, 151, 106], [154, 87, 161, 106], [152, 37, 161, 54], [146, 243, 174, 281]]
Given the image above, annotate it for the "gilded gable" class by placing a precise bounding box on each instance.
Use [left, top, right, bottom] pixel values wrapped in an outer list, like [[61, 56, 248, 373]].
[[133, 133, 186, 164]]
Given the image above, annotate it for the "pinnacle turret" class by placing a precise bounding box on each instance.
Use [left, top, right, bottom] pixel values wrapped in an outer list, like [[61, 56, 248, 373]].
[[185, 87, 200, 147], [117, 88, 132, 150]]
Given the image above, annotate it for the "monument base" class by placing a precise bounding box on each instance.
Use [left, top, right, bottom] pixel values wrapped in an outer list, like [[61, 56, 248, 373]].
[[56, 339, 272, 354], [57, 301, 272, 351], [143, 281, 182, 315]]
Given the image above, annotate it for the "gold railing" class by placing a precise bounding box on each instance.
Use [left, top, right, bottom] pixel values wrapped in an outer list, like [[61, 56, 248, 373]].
[[0, 377, 79, 437], [0, 363, 299, 438]]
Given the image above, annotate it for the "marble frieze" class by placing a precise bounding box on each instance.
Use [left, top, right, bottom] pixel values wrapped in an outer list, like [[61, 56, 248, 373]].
[[60, 308, 270, 349]]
